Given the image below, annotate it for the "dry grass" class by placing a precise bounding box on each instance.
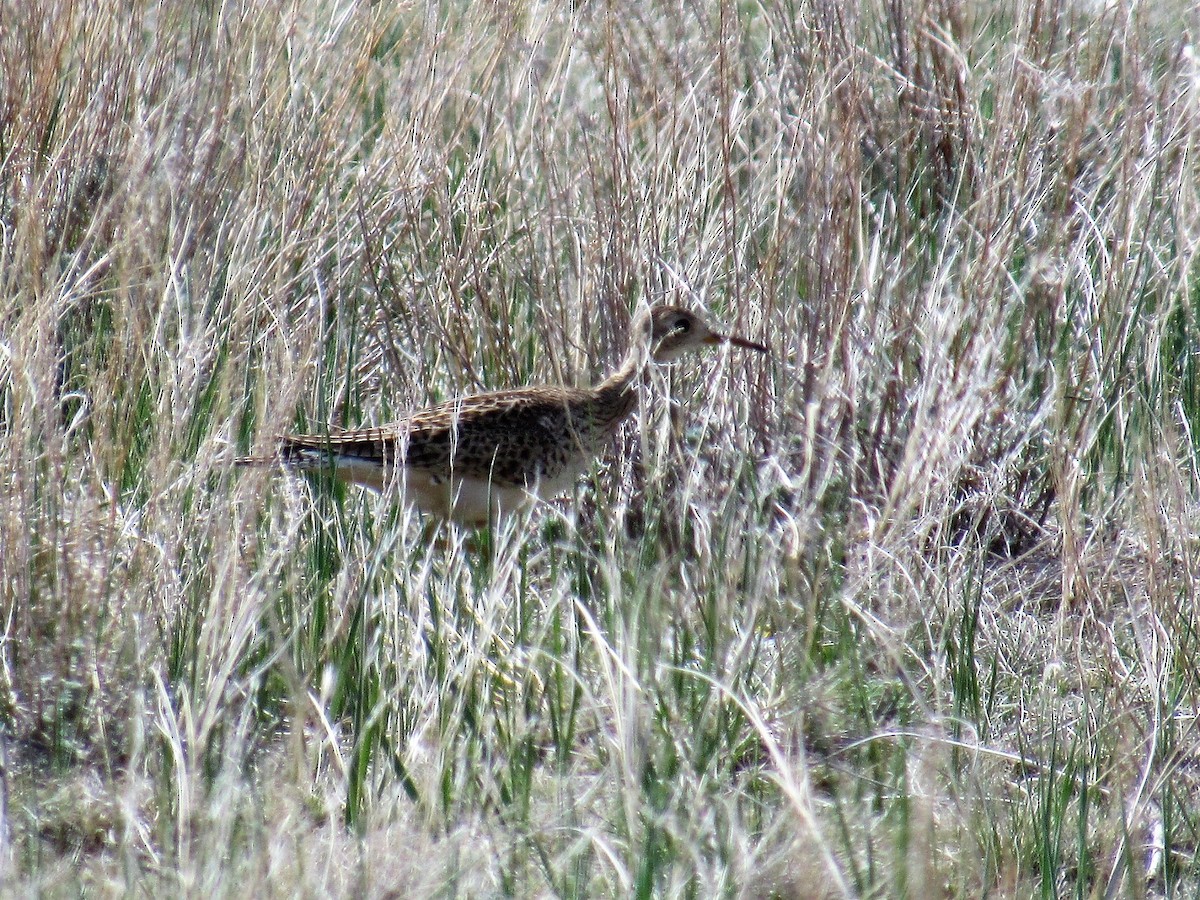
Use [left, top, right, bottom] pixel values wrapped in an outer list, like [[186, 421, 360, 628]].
[[3, 0, 1200, 895]]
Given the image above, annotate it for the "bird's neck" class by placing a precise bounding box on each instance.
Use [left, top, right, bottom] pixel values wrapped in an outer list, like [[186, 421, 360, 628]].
[[590, 330, 651, 428]]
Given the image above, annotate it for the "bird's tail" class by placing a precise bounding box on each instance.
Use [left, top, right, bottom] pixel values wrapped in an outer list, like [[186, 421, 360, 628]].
[[234, 453, 283, 468], [235, 440, 347, 471]]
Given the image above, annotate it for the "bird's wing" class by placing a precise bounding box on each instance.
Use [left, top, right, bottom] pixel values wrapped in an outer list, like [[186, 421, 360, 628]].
[[278, 388, 587, 486]]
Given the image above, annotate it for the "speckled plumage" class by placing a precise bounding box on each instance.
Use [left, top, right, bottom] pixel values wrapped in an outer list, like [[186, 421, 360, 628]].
[[239, 305, 766, 525]]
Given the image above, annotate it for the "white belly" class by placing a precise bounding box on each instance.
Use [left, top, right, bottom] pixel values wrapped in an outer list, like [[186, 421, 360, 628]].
[[329, 457, 580, 526], [405, 472, 534, 526]]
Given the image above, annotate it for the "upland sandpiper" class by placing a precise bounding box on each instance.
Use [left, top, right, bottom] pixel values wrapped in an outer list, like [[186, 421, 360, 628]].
[[238, 305, 767, 526]]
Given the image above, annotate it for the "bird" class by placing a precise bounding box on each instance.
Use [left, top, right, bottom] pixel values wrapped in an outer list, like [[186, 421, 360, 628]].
[[237, 305, 767, 526]]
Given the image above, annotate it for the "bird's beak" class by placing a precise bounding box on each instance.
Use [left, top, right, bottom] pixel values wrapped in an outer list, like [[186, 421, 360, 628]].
[[711, 332, 769, 353]]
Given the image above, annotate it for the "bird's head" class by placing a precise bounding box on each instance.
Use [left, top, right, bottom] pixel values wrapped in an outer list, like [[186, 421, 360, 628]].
[[646, 305, 768, 362]]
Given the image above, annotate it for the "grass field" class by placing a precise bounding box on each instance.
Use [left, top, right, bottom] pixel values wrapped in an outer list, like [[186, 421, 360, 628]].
[[4, 0, 1200, 895]]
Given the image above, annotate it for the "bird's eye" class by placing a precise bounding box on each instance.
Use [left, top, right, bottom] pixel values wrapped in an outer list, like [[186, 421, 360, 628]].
[[674, 317, 691, 333]]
